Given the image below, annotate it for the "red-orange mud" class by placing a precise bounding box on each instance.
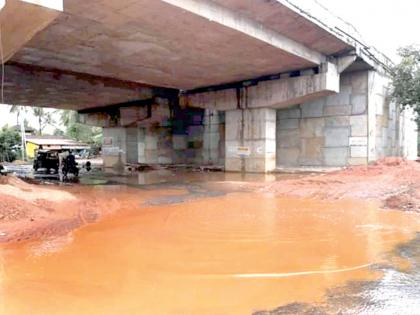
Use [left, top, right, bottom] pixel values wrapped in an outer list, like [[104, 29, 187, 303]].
[[0, 158, 420, 314], [0, 158, 419, 243], [264, 158, 420, 211], [0, 176, 187, 243]]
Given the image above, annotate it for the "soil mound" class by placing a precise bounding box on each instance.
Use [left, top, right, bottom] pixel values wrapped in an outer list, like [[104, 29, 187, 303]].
[[264, 158, 420, 211]]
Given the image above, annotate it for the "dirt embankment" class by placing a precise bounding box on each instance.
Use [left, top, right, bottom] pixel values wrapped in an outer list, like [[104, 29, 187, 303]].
[[0, 176, 133, 243], [264, 158, 420, 212]]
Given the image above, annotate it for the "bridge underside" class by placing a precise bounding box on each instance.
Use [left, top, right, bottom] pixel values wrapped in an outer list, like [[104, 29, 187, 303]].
[[1, 0, 356, 109], [3, 0, 414, 172]]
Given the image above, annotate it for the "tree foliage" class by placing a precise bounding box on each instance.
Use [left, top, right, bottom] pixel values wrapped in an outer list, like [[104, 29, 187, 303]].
[[32, 107, 55, 135], [0, 125, 21, 162], [9, 105, 27, 126], [391, 46, 420, 122], [60, 110, 102, 148]]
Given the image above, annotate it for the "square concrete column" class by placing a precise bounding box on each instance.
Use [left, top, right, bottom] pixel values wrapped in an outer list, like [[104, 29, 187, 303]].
[[139, 127, 173, 165], [202, 109, 221, 165], [102, 127, 127, 168], [225, 108, 276, 173]]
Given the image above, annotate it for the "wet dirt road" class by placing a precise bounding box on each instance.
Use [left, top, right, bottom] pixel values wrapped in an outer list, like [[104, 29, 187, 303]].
[[1, 172, 420, 315]]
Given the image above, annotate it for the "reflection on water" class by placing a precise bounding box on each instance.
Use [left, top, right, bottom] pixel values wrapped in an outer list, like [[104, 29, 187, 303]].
[[259, 235, 420, 315], [0, 189, 420, 315], [79, 169, 310, 187]]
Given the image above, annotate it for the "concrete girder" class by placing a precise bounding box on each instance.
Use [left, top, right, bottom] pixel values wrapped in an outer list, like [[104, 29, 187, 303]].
[[334, 54, 358, 73], [161, 0, 326, 65], [2, 62, 155, 110], [0, 0, 63, 63], [184, 62, 340, 111]]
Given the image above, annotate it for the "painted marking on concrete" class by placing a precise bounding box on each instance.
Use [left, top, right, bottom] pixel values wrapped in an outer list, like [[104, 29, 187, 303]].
[[349, 137, 368, 146], [237, 146, 251, 156]]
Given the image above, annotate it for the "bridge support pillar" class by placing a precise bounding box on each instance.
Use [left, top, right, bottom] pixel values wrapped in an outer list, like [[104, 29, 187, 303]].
[[225, 108, 276, 173]]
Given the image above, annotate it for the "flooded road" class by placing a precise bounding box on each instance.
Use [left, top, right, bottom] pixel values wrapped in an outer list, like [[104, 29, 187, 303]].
[[1, 175, 420, 315]]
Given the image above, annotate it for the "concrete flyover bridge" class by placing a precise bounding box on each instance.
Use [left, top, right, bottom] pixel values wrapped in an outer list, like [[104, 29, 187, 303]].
[[0, 0, 417, 172]]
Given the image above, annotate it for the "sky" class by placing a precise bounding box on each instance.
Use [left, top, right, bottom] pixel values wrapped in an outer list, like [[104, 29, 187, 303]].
[[316, 0, 420, 60], [1, 0, 419, 131]]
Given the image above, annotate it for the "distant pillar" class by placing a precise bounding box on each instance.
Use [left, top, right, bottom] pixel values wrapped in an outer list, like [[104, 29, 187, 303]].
[[202, 109, 221, 165], [225, 108, 276, 173], [102, 127, 127, 168]]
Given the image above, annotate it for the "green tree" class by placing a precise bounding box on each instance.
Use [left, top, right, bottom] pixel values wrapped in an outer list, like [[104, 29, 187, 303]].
[[391, 46, 420, 122], [9, 105, 27, 126], [32, 107, 55, 135], [53, 128, 65, 136], [392, 46, 420, 152], [60, 110, 102, 148], [0, 125, 21, 162]]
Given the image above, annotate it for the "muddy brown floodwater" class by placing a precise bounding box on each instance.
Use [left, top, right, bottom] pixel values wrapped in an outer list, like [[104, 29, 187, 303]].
[[1, 159, 420, 314], [1, 191, 420, 314]]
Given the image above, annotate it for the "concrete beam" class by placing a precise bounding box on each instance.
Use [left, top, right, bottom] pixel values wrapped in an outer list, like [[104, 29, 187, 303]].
[[3, 62, 154, 110], [0, 0, 63, 63], [185, 62, 340, 111], [335, 54, 357, 73], [160, 0, 325, 65]]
